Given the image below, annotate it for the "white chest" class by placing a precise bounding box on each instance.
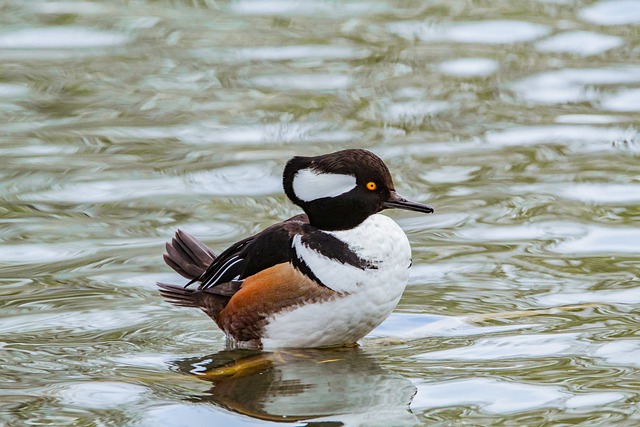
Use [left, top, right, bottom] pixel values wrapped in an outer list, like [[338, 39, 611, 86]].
[[262, 214, 412, 348]]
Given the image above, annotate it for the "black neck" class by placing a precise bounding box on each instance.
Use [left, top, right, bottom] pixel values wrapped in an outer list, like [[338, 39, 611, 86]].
[[303, 198, 374, 231]]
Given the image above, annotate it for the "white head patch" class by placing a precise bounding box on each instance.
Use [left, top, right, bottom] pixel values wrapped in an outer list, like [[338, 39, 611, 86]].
[[292, 168, 357, 202]]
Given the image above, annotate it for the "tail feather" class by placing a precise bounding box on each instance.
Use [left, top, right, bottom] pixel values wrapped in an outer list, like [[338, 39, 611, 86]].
[[158, 283, 199, 308], [163, 229, 216, 280], [158, 282, 231, 320], [159, 230, 241, 321]]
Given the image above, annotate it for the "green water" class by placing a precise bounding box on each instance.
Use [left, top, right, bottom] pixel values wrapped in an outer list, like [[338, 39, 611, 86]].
[[1, 1, 639, 425]]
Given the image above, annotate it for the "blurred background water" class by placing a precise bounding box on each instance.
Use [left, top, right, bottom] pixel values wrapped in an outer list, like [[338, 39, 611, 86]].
[[1, 0, 640, 425]]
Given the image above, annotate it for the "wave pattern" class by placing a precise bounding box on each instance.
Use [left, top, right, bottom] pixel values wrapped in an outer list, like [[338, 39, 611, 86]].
[[0, 0, 639, 425]]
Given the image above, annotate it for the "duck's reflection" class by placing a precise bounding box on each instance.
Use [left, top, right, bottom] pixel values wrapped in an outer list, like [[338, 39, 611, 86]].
[[171, 346, 417, 424]]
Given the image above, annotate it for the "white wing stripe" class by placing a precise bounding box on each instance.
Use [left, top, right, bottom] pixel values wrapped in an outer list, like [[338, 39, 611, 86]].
[[203, 256, 243, 288]]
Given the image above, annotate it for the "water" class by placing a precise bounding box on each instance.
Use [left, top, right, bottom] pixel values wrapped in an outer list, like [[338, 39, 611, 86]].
[[1, 0, 639, 425]]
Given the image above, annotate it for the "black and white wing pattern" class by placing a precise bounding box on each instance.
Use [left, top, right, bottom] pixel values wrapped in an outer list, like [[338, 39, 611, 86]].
[[193, 214, 309, 290]]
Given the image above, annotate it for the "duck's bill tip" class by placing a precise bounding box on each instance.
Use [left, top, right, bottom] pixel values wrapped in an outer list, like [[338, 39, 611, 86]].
[[382, 192, 434, 214]]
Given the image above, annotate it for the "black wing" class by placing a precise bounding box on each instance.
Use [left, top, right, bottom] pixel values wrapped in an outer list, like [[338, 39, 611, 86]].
[[194, 214, 309, 290]]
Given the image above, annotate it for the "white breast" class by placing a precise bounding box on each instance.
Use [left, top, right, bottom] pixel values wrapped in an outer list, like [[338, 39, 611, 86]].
[[262, 214, 412, 349]]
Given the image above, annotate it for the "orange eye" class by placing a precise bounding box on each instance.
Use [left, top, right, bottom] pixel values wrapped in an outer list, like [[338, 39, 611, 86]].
[[366, 182, 377, 191]]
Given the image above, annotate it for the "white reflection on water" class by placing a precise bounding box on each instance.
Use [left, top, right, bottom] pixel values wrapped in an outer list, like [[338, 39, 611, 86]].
[[32, 2, 108, 15], [0, 27, 130, 49], [89, 121, 359, 145], [536, 285, 640, 306], [579, 0, 640, 25], [193, 45, 371, 63], [0, 144, 77, 156], [551, 226, 640, 255], [414, 333, 582, 360], [595, 341, 640, 368], [510, 183, 640, 204], [381, 100, 450, 124], [566, 392, 627, 409], [139, 404, 281, 427], [412, 378, 625, 414], [20, 164, 281, 203], [601, 88, 640, 112], [454, 223, 585, 243], [555, 114, 622, 124], [189, 164, 282, 195], [370, 313, 534, 340], [387, 20, 550, 44], [535, 31, 623, 56], [412, 378, 566, 414], [484, 125, 637, 149], [228, 0, 389, 17], [509, 66, 640, 105], [408, 262, 494, 286], [420, 165, 480, 184], [20, 177, 185, 203], [558, 183, 640, 204], [0, 243, 87, 263], [0, 83, 29, 98], [108, 353, 178, 369], [249, 73, 351, 91], [179, 121, 359, 145], [0, 308, 157, 334], [438, 58, 499, 77], [56, 382, 146, 409]]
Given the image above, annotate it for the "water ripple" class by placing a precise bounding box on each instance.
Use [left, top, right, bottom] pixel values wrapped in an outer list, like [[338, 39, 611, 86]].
[[249, 73, 351, 91], [371, 313, 534, 340], [192, 45, 371, 63], [55, 382, 147, 409], [509, 66, 640, 105], [228, 0, 389, 17], [579, 0, 640, 25], [0, 307, 157, 335], [551, 226, 640, 255], [89, 121, 358, 145], [595, 340, 640, 367], [387, 20, 551, 44], [531, 183, 640, 204], [414, 333, 583, 361], [484, 125, 638, 150], [32, 2, 109, 15], [1, 1, 640, 425], [412, 378, 567, 414], [0, 243, 87, 264], [0, 26, 130, 49], [536, 286, 640, 306], [19, 164, 281, 203], [601, 88, 640, 112], [438, 58, 499, 77], [379, 100, 450, 125], [535, 31, 623, 56], [0, 83, 30, 98]]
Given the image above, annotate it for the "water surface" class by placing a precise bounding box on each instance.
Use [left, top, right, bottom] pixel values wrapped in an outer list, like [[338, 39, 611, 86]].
[[1, 0, 639, 425]]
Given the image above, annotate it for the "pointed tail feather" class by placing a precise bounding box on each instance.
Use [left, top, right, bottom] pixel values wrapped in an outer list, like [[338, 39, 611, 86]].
[[158, 282, 236, 321], [163, 229, 216, 280], [159, 230, 244, 320], [158, 282, 199, 308]]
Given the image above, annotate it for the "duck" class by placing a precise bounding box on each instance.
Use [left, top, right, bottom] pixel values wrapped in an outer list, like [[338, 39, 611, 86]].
[[158, 148, 433, 349]]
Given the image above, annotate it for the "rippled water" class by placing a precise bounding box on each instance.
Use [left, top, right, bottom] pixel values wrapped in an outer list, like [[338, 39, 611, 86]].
[[1, 0, 639, 425]]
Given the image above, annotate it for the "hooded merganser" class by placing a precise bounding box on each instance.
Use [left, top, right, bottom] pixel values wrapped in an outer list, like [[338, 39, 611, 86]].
[[158, 149, 434, 349]]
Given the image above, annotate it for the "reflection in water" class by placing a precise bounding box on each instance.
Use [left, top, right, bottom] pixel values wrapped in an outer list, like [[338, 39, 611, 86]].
[[534, 31, 623, 56], [386, 20, 550, 44], [171, 347, 417, 425]]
